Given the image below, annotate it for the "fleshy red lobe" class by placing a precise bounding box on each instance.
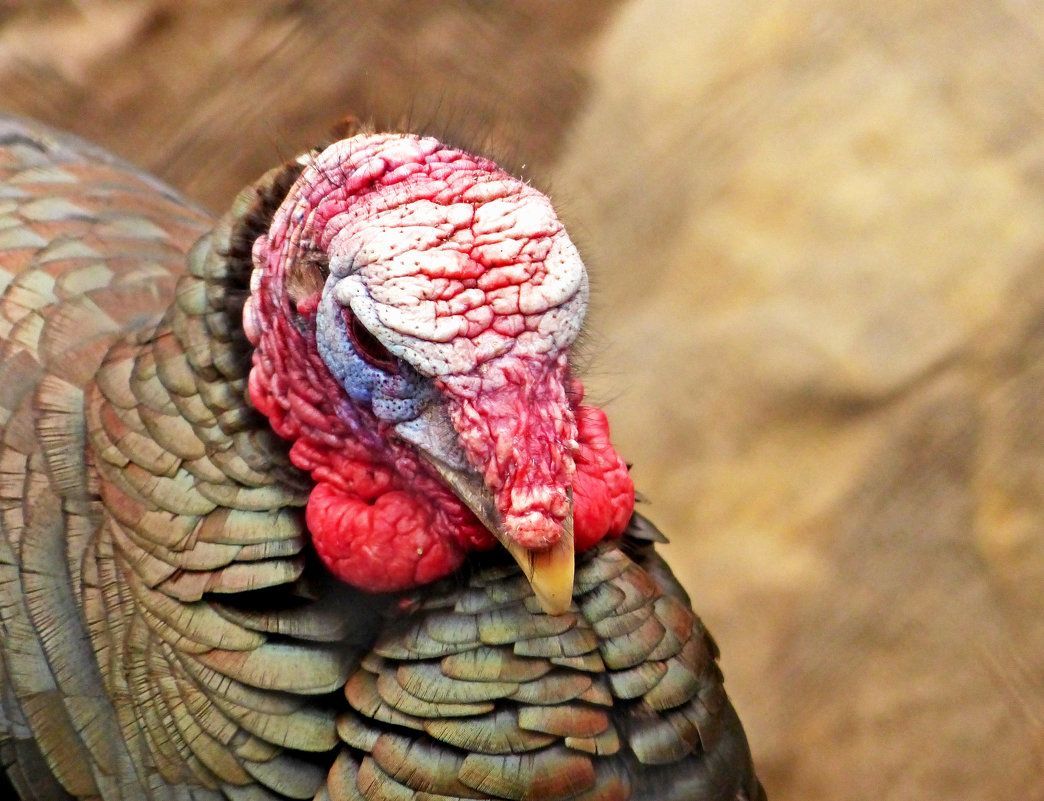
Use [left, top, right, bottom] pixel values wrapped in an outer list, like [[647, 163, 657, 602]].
[[306, 483, 467, 591], [572, 405, 635, 551]]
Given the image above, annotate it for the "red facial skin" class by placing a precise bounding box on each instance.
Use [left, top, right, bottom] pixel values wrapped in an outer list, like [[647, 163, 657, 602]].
[[246, 135, 635, 593]]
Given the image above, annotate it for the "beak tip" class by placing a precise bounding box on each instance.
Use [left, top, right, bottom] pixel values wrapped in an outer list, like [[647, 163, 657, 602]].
[[531, 586, 573, 616], [514, 528, 575, 616]]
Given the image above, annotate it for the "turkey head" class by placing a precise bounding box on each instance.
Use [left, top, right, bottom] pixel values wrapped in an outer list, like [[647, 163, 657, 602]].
[[243, 133, 635, 614]]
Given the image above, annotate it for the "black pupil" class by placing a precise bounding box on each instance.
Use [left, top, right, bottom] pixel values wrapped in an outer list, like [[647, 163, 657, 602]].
[[346, 309, 399, 372]]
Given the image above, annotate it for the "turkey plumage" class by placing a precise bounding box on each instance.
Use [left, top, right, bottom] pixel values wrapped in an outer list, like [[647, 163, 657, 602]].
[[0, 115, 764, 801]]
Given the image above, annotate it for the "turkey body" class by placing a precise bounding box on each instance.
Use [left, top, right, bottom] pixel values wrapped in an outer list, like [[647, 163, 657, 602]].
[[0, 116, 764, 801]]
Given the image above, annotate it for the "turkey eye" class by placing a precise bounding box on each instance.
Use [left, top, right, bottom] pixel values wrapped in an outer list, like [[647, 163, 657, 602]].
[[345, 309, 399, 373]]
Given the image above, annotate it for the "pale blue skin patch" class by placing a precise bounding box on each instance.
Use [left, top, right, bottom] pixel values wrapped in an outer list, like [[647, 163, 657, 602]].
[[314, 273, 433, 424]]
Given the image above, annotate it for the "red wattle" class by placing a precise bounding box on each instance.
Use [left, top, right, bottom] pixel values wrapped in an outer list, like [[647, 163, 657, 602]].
[[572, 405, 635, 551], [306, 483, 466, 591]]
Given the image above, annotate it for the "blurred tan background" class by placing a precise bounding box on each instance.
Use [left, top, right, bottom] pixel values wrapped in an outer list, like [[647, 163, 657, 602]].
[[2, 1, 1043, 798]]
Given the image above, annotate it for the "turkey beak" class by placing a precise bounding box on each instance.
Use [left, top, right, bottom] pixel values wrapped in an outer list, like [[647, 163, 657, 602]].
[[421, 454, 575, 615], [499, 509, 575, 617]]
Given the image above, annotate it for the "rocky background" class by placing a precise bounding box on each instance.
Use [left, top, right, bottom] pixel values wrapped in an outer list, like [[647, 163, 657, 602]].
[[2, 1, 1043, 798]]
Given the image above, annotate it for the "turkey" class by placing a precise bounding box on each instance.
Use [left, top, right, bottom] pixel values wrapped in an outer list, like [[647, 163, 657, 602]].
[[0, 114, 764, 801]]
